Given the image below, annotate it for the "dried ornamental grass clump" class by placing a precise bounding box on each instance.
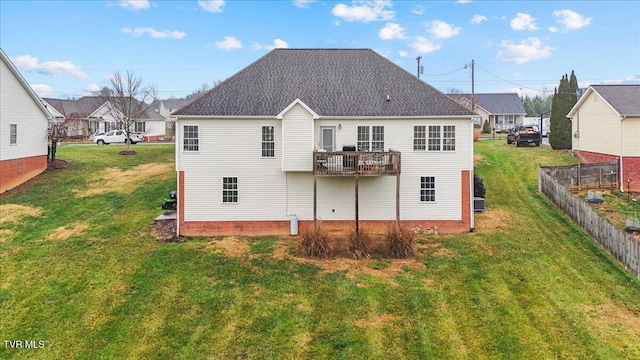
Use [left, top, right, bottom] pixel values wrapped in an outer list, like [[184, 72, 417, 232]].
[[298, 225, 331, 258], [386, 224, 416, 259], [348, 227, 371, 260]]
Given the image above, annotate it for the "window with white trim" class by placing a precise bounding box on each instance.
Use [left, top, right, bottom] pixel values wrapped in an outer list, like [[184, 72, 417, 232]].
[[105, 121, 118, 132], [183, 125, 199, 151], [222, 177, 238, 203], [261, 126, 274, 157], [135, 121, 146, 133], [357, 126, 384, 151], [420, 176, 436, 202], [9, 124, 17, 145], [413, 125, 426, 151], [428, 125, 456, 151]]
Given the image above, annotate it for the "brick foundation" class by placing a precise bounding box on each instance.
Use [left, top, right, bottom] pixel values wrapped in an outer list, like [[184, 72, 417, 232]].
[[574, 150, 640, 192], [0, 155, 47, 193], [622, 157, 640, 192], [144, 135, 164, 142], [178, 170, 473, 237]]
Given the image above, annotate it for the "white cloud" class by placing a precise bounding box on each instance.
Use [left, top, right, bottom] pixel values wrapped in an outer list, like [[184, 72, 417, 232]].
[[198, 0, 224, 13], [410, 36, 441, 54], [84, 84, 101, 93], [293, 0, 315, 8], [31, 84, 55, 97], [457, 0, 472, 3], [215, 36, 243, 50], [122, 27, 185, 39], [471, 14, 487, 25], [510, 13, 538, 31], [398, 50, 408, 57], [548, 26, 558, 33], [427, 20, 461, 39], [12, 55, 88, 79], [119, 0, 150, 11], [254, 38, 290, 50], [553, 9, 592, 30], [379, 22, 406, 40], [411, 5, 424, 15], [332, 0, 394, 23], [497, 37, 553, 64]]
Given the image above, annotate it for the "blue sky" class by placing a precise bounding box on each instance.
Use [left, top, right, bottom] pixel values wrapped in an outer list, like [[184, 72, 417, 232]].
[[1, 0, 638, 100]]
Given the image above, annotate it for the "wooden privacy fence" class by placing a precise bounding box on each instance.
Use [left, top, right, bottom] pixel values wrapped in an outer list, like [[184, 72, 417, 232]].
[[540, 161, 618, 190], [539, 168, 640, 279]]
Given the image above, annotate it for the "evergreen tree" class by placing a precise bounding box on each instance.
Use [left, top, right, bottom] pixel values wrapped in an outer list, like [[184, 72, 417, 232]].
[[482, 119, 491, 133], [549, 72, 578, 149]]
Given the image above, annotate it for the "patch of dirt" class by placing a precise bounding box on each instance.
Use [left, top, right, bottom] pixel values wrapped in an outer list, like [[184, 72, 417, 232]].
[[474, 208, 514, 231], [0, 229, 12, 242], [352, 314, 400, 327], [202, 235, 427, 284], [47, 222, 88, 242], [585, 303, 640, 336], [75, 163, 173, 198], [474, 154, 488, 166], [152, 219, 178, 242], [119, 150, 136, 155], [422, 243, 454, 258], [0, 204, 43, 225], [47, 159, 69, 171]]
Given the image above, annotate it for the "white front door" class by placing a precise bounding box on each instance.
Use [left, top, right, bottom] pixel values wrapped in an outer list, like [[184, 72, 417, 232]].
[[320, 127, 336, 151]]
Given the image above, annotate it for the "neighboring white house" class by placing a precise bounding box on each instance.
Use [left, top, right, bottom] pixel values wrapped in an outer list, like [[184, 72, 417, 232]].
[[43, 96, 166, 141], [150, 98, 189, 140], [173, 49, 476, 237], [449, 93, 527, 131], [567, 84, 640, 192], [0, 48, 50, 193]]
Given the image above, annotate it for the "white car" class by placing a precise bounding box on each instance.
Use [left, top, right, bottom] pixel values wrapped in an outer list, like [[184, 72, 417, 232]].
[[94, 130, 144, 145]]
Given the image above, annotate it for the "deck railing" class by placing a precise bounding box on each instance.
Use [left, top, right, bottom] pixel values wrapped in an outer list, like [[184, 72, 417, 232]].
[[313, 151, 401, 176]]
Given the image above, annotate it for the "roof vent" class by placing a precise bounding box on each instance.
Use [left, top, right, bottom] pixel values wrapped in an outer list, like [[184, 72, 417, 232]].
[[386, 94, 390, 101]]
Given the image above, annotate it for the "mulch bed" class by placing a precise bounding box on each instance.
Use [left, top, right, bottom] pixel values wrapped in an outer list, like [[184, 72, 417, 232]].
[[119, 151, 137, 155], [47, 159, 69, 171], [152, 219, 179, 242]]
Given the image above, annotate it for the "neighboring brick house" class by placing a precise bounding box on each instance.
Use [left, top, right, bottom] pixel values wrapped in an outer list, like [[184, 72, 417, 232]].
[[568, 84, 640, 192], [0, 48, 50, 193], [449, 93, 526, 131], [173, 48, 477, 237], [44, 96, 166, 141]]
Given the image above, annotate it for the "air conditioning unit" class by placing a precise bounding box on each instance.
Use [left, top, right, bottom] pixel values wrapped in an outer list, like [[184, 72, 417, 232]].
[[474, 197, 485, 212]]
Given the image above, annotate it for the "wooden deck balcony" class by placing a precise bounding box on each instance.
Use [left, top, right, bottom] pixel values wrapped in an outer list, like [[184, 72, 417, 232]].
[[313, 150, 401, 176]]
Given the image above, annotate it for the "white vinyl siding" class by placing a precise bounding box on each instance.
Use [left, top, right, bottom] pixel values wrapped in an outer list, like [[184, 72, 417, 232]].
[[179, 118, 472, 222], [572, 91, 623, 156], [282, 104, 313, 171], [0, 55, 48, 162], [622, 118, 640, 157]]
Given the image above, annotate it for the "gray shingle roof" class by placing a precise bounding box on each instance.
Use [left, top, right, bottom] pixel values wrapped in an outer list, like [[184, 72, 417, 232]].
[[591, 85, 640, 116], [43, 96, 104, 118], [174, 49, 474, 117], [451, 93, 526, 115]]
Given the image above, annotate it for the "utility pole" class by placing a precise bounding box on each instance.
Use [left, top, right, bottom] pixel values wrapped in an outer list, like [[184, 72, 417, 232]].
[[470, 59, 475, 111], [416, 56, 424, 79]]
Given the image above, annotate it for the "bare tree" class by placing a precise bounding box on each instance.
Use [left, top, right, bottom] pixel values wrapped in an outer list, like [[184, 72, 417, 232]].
[[47, 115, 84, 164], [95, 71, 157, 152]]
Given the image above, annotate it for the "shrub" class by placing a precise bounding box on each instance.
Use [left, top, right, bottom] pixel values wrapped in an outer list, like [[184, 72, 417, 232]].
[[482, 119, 491, 134], [386, 224, 416, 258], [298, 225, 331, 258], [347, 227, 371, 260], [473, 129, 482, 142], [474, 174, 486, 198]]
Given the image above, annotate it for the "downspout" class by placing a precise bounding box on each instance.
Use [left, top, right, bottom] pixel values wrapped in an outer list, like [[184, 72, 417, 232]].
[[470, 118, 475, 231], [620, 115, 626, 192], [175, 117, 180, 236]]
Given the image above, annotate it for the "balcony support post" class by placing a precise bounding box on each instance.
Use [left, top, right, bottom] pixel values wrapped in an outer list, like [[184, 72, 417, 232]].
[[313, 176, 317, 230], [355, 175, 359, 238]]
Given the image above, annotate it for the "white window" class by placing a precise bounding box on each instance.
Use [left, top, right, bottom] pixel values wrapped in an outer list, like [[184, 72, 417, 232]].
[[9, 124, 17, 145], [105, 121, 118, 132], [413, 126, 426, 151], [222, 177, 238, 203], [420, 176, 436, 202], [183, 125, 199, 151], [261, 126, 274, 157], [135, 121, 146, 133], [357, 126, 384, 151], [428, 125, 456, 152]]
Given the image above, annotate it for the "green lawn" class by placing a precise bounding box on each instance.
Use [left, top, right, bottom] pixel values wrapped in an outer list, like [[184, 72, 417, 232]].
[[1, 142, 639, 359]]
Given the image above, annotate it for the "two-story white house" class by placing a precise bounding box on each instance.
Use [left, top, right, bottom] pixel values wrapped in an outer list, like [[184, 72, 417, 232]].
[[568, 84, 640, 192], [173, 49, 476, 236], [0, 48, 50, 193]]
